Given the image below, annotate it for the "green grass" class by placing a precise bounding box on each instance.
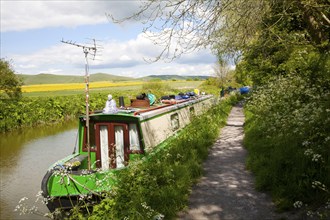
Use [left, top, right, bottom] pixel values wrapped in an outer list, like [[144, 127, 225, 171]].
[[18, 73, 134, 85]]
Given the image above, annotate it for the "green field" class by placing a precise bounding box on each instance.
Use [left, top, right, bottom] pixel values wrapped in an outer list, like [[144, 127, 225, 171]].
[[18, 73, 134, 85], [22, 81, 203, 97]]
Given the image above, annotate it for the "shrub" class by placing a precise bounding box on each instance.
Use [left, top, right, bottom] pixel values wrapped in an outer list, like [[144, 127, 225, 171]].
[[244, 74, 330, 212]]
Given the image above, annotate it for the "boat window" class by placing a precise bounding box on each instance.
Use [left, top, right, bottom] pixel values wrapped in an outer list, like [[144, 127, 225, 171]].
[[114, 126, 125, 168], [171, 113, 180, 131], [100, 125, 110, 170], [129, 123, 140, 151]]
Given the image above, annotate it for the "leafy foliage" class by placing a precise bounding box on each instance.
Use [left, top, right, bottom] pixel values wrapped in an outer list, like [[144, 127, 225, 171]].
[[235, 0, 330, 86], [234, 0, 330, 215], [0, 59, 22, 99], [0, 92, 132, 133], [244, 75, 330, 213]]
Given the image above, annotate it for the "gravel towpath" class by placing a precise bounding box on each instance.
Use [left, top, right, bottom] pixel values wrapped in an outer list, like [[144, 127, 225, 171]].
[[177, 105, 296, 220]]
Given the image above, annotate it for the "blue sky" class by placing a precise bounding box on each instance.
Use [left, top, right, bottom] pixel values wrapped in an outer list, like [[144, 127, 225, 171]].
[[1, 0, 218, 78]]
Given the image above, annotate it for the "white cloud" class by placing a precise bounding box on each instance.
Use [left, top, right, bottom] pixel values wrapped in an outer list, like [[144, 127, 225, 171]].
[[10, 31, 216, 77], [19, 64, 37, 69], [2, 1, 217, 77], [39, 68, 63, 74], [1, 1, 142, 32]]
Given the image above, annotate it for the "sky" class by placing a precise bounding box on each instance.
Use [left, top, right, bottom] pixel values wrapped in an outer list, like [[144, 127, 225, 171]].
[[0, 0, 218, 78]]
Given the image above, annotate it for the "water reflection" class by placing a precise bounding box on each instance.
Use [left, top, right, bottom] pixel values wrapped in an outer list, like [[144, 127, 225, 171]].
[[0, 120, 78, 219]]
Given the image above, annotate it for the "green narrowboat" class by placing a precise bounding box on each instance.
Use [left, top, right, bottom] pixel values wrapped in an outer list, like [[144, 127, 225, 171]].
[[41, 94, 215, 212]]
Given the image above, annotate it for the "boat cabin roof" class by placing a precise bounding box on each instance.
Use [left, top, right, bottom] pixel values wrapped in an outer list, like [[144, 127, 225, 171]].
[[79, 94, 213, 122]]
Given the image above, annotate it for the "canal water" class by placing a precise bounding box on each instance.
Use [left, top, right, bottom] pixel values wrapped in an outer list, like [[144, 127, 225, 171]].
[[0, 120, 78, 219]]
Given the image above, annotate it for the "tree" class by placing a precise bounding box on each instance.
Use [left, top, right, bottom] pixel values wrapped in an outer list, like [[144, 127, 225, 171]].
[[235, 0, 330, 86], [107, 0, 268, 61], [108, 0, 329, 86], [0, 59, 22, 99], [261, 0, 330, 50], [108, 0, 329, 59], [213, 59, 230, 87]]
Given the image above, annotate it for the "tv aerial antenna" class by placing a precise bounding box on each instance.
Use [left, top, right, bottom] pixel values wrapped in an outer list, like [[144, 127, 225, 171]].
[[61, 38, 100, 170]]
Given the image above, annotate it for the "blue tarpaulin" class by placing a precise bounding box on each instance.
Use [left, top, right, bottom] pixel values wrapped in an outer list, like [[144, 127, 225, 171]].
[[239, 86, 250, 94]]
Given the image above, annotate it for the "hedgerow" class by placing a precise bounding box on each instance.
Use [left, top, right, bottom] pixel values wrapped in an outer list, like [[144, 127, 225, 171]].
[[244, 75, 330, 216], [0, 92, 129, 133]]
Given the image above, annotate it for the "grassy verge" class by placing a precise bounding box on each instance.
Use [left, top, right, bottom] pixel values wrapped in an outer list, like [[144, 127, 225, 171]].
[[243, 75, 329, 216], [86, 95, 238, 220]]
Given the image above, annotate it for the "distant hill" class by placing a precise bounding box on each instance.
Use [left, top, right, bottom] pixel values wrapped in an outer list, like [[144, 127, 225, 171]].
[[17, 73, 134, 85], [17, 73, 210, 85], [90, 73, 134, 82]]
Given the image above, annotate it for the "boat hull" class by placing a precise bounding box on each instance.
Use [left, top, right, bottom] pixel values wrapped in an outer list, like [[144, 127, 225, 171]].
[[41, 167, 116, 211]]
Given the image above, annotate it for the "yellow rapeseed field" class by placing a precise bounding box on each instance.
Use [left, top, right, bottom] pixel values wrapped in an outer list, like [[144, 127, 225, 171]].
[[22, 81, 144, 92]]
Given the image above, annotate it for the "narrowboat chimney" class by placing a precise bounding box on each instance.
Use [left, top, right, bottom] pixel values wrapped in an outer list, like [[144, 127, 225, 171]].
[[119, 96, 125, 108]]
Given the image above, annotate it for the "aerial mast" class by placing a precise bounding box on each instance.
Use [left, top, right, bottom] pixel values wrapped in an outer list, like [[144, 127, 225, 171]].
[[61, 38, 98, 170]]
